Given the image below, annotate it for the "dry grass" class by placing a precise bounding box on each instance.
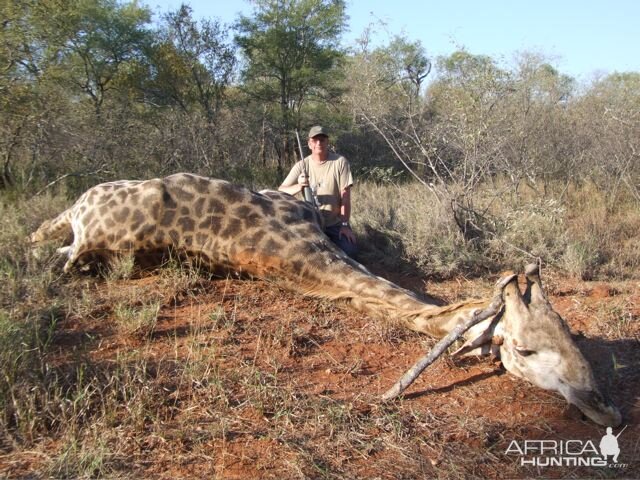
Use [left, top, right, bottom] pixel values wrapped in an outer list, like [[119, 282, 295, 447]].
[[352, 182, 482, 277], [353, 180, 640, 280]]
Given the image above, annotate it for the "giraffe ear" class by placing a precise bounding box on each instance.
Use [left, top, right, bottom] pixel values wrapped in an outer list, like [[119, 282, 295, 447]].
[[503, 272, 529, 315], [523, 263, 549, 308]]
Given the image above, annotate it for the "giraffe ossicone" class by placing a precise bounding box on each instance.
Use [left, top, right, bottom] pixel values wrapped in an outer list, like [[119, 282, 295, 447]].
[[30, 173, 621, 427]]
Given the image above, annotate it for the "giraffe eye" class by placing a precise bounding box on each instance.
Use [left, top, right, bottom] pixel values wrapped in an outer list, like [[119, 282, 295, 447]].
[[516, 347, 536, 357]]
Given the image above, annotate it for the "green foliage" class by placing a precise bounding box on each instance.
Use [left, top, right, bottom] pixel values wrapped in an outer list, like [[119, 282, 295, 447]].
[[387, 36, 432, 100], [33, 0, 152, 115], [235, 0, 346, 103], [357, 166, 405, 184], [431, 50, 512, 137], [142, 5, 236, 123], [235, 0, 347, 165]]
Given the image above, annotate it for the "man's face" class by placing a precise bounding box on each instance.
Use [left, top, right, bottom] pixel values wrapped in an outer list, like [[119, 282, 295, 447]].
[[308, 135, 329, 158]]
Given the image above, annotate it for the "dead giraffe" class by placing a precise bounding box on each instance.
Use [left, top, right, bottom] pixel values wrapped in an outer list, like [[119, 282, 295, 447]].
[[30, 173, 621, 426]]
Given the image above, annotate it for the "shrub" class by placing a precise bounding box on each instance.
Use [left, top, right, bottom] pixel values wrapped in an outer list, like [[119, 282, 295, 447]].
[[353, 180, 640, 280]]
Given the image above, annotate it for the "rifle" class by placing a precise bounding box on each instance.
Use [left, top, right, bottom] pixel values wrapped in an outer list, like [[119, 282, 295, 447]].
[[295, 130, 314, 204]]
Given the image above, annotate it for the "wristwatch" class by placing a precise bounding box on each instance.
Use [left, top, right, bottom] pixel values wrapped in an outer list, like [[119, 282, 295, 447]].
[[341, 221, 350, 228]]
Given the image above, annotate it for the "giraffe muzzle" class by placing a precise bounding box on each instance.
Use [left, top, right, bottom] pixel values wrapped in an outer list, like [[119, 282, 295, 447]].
[[568, 386, 622, 427]]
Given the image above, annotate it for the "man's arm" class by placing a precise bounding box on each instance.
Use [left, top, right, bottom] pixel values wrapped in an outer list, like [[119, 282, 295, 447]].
[[278, 182, 306, 196], [278, 162, 306, 195], [339, 187, 356, 244], [338, 157, 354, 223], [340, 187, 351, 223]]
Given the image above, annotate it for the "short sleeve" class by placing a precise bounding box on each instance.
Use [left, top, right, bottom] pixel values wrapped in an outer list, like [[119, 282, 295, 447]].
[[281, 160, 305, 187], [338, 157, 354, 191]]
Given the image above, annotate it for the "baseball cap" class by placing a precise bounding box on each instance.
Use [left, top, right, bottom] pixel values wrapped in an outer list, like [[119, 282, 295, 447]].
[[308, 125, 329, 138]]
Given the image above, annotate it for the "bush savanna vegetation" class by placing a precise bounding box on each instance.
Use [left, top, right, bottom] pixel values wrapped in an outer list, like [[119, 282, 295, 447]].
[[1, 0, 638, 478]]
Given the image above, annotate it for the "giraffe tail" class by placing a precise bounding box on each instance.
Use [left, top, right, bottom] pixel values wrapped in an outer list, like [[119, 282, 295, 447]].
[[30, 208, 74, 244]]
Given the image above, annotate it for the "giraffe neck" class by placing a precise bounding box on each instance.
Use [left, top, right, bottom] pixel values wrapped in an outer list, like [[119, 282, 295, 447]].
[[230, 244, 486, 338]]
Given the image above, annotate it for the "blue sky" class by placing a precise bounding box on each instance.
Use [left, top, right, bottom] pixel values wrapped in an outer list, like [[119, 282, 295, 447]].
[[144, 0, 640, 81]]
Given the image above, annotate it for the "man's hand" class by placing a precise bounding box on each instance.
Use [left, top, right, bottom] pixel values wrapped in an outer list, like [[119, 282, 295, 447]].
[[339, 225, 356, 244], [297, 173, 309, 186]]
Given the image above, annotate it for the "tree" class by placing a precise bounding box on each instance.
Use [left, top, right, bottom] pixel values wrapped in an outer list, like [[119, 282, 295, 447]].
[[235, 0, 346, 170], [143, 5, 235, 125], [0, 0, 31, 187], [501, 53, 576, 192], [575, 72, 640, 203], [342, 34, 433, 178], [36, 0, 152, 117], [385, 36, 431, 106], [346, 46, 514, 240]]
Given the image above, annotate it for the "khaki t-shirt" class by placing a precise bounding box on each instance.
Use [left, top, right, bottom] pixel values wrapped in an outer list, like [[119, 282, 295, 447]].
[[282, 153, 353, 227]]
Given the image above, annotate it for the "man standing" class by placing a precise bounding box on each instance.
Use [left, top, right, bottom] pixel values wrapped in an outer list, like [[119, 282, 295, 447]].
[[279, 126, 357, 257]]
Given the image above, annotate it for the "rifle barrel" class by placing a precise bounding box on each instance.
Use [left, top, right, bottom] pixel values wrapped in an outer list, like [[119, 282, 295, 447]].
[[615, 425, 628, 438], [295, 130, 305, 165]]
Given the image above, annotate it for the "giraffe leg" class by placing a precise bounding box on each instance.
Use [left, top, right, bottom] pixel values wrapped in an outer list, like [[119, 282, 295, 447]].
[[57, 246, 72, 257], [62, 244, 82, 273]]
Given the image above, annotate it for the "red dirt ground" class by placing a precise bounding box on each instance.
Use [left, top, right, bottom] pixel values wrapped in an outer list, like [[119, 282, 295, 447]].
[[2, 267, 639, 479]]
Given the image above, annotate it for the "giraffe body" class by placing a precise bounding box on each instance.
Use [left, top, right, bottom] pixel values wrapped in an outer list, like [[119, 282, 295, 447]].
[[31, 173, 621, 426], [31, 174, 476, 335]]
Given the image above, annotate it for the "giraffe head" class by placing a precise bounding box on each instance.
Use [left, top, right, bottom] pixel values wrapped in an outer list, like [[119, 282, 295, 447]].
[[496, 264, 621, 427]]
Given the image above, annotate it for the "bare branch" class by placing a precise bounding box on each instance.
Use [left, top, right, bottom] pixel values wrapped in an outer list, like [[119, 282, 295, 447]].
[[34, 165, 110, 197], [381, 273, 515, 401]]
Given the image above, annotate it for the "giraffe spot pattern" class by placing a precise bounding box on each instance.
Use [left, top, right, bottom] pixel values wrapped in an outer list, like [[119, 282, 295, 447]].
[[36, 174, 329, 280]]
